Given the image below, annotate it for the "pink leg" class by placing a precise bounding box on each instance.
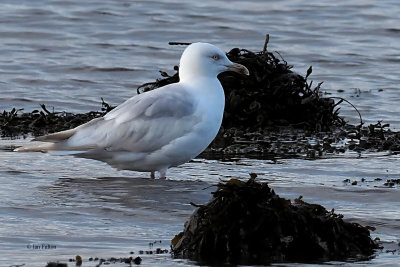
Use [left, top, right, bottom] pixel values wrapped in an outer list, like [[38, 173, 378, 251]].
[[159, 169, 167, 179]]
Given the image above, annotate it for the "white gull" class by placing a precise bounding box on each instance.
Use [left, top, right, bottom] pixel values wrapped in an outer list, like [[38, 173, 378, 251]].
[[15, 42, 249, 178]]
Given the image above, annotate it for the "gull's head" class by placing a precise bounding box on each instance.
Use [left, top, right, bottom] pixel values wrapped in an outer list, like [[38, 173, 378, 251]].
[[179, 42, 249, 82]]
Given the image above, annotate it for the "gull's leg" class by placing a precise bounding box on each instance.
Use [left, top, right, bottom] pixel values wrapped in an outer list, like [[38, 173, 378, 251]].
[[159, 169, 167, 179], [150, 171, 155, 179]]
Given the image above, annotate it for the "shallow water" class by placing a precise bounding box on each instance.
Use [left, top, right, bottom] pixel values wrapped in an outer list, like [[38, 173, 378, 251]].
[[1, 139, 400, 266], [1, 0, 400, 266]]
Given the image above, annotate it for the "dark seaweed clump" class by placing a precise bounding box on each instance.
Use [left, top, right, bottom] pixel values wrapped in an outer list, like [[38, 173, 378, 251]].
[[171, 175, 379, 265], [221, 49, 343, 131], [0, 100, 112, 138]]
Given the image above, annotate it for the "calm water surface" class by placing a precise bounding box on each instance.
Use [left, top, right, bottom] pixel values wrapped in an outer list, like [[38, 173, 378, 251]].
[[0, 0, 399, 266]]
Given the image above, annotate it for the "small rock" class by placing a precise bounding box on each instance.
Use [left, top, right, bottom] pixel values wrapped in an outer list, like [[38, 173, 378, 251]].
[[133, 256, 142, 265]]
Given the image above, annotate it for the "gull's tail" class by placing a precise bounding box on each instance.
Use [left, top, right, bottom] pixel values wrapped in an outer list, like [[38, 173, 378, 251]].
[[14, 143, 56, 152], [14, 128, 77, 152], [14, 117, 103, 153]]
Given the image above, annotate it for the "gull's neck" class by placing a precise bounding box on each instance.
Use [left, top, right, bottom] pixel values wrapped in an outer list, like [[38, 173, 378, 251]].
[[179, 75, 220, 89], [179, 70, 220, 84]]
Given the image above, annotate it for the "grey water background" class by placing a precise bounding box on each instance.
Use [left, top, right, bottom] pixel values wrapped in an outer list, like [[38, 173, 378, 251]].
[[0, 0, 400, 266]]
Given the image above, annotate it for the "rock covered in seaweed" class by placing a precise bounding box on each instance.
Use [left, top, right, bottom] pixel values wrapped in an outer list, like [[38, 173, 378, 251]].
[[220, 48, 342, 131], [171, 175, 378, 265]]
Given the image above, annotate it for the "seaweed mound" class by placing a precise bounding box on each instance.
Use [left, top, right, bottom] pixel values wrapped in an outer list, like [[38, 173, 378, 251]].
[[220, 48, 343, 131], [171, 176, 378, 265]]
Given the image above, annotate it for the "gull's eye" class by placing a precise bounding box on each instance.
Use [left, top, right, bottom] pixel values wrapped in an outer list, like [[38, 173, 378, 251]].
[[211, 54, 220, 60]]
